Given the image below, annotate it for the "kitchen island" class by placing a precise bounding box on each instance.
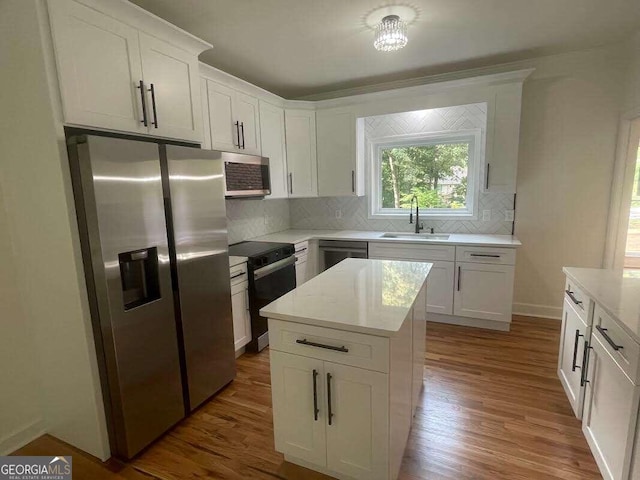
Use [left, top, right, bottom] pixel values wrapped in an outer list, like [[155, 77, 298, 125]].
[[260, 258, 432, 480]]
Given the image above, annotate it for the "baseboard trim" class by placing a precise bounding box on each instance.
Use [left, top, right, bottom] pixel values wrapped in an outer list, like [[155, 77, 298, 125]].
[[0, 418, 46, 455], [513, 303, 562, 320], [427, 313, 510, 332]]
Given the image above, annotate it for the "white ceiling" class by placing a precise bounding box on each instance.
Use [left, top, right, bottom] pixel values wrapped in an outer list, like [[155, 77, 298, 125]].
[[129, 0, 640, 98]]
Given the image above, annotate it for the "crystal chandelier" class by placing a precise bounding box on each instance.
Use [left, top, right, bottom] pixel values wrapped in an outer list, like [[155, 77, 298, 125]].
[[374, 15, 408, 52]]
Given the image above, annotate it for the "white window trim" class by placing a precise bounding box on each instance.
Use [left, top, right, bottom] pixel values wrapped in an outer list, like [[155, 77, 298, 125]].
[[367, 129, 482, 220]]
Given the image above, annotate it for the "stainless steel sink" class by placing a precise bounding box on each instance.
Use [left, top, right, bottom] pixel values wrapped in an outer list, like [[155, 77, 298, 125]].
[[380, 233, 450, 241]]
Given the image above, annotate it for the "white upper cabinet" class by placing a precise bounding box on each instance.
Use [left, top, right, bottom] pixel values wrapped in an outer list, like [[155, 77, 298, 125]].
[[259, 101, 289, 199], [234, 92, 261, 155], [316, 108, 364, 197], [47, 0, 208, 142], [47, 0, 147, 134], [206, 81, 239, 151], [138, 33, 202, 142], [204, 80, 261, 154], [285, 109, 317, 198], [484, 82, 524, 193]]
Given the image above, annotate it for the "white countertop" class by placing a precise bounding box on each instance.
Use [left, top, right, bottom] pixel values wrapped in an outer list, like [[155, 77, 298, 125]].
[[260, 258, 432, 337], [251, 229, 521, 247], [563, 267, 640, 344], [229, 255, 247, 268]]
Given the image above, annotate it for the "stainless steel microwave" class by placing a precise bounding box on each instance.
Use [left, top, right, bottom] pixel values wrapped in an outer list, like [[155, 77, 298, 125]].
[[223, 152, 270, 198]]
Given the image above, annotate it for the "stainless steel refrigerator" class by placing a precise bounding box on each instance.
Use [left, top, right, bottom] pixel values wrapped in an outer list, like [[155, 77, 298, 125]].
[[67, 134, 235, 459]]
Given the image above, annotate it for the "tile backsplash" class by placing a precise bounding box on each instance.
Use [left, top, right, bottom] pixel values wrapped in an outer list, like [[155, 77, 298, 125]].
[[226, 198, 290, 244], [289, 194, 514, 234]]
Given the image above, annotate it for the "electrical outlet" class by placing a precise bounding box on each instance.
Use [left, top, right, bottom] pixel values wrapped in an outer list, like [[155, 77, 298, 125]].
[[505, 210, 515, 222], [335, 209, 342, 219], [482, 210, 491, 221]]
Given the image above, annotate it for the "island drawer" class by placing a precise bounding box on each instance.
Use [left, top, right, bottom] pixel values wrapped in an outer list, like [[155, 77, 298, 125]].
[[593, 304, 640, 383], [369, 242, 455, 262], [455, 246, 516, 265], [268, 319, 390, 373], [564, 277, 592, 323]]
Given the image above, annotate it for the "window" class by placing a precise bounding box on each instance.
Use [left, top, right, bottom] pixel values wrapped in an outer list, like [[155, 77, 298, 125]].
[[369, 130, 481, 219]]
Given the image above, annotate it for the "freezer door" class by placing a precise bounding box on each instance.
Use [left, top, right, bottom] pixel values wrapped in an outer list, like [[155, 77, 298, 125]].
[[69, 135, 184, 459], [163, 145, 236, 410]]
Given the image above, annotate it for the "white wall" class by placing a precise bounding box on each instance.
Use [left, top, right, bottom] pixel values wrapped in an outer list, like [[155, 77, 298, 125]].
[[0, 0, 110, 459], [513, 47, 625, 318], [623, 31, 640, 112], [0, 181, 44, 454]]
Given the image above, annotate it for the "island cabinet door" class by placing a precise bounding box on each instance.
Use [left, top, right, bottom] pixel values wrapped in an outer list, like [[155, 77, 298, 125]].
[[325, 362, 389, 480], [270, 351, 327, 466], [557, 299, 589, 419]]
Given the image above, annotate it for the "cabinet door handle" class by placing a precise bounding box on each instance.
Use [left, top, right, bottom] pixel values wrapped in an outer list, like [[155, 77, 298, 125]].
[[326, 372, 333, 426], [137, 80, 148, 127], [485, 163, 490, 189], [296, 338, 348, 353], [230, 271, 246, 280], [312, 369, 319, 421], [351, 170, 355, 193], [470, 253, 500, 258], [596, 325, 623, 351], [580, 341, 592, 387], [457, 266, 461, 291], [148, 83, 158, 128], [572, 329, 584, 371], [234, 121, 241, 148], [289, 173, 293, 195], [240, 122, 245, 149], [565, 290, 583, 306]]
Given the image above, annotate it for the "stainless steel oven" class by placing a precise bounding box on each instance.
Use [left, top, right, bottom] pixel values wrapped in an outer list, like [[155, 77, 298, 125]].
[[319, 240, 368, 272]]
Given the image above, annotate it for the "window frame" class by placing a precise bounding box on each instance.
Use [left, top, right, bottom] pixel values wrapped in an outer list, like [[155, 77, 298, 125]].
[[368, 129, 482, 220]]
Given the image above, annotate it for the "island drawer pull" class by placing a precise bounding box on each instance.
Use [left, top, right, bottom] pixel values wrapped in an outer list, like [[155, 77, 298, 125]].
[[469, 253, 501, 258], [327, 373, 334, 425], [296, 338, 349, 353], [312, 369, 319, 421], [572, 329, 583, 371], [230, 271, 246, 280], [596, 325, 623, 351], [565, 290, 583, 306]]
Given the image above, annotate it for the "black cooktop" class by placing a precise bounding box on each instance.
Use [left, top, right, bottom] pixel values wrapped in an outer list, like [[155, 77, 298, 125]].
[[228, 241, 294, 263]]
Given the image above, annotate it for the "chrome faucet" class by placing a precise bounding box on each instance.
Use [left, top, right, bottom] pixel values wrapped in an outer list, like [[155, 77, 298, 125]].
[[409, 195, 424, 234]]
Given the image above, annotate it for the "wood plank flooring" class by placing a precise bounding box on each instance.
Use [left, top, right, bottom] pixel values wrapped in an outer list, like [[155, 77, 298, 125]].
[[13, 316, 601, 479]]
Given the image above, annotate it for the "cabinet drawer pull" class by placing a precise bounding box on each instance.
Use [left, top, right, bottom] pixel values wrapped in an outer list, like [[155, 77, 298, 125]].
[[295, 247, 307, 254], [327, 372, 333, 425], [148, 83, 158, 128], [486, 163, 490, 189], [457, 266, 461, 291], [312, 369, 319, 421], [230, 271, 246, 280], [470, 253, 500, 258], [296, 338, 348, 353], [580, 341, 592, 387], [565, 290, 583, 306], [351, 170, 355, 193], [289, 173, 293, 195], [137, 80, 148, 126], [572, 329, 584, 371], [596, 325, 623, 351]]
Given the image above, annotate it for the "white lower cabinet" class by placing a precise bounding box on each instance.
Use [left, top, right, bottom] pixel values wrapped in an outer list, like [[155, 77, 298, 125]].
[[295, 241, 309, 286], [453, 262, 514, 322], [582, 332, 640, 480], [230, 263, 251, 351], [557, 299, 590, 418], [270, 352, 389, 480]]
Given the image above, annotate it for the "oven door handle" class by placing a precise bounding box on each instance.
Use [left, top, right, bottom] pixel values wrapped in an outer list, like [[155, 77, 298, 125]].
[[253, 256, 296, 280], [320, 247, 368, 254]]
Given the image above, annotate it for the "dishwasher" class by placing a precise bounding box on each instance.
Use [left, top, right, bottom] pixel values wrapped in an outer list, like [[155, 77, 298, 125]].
[[319, 240, 368, 272]]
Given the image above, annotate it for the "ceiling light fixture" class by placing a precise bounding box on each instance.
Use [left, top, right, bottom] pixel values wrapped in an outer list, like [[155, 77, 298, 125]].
[[374, 14, 408, 52]]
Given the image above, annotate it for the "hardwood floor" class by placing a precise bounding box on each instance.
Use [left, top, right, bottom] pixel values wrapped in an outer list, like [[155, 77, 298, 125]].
[[14, 316, 601, 479]]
